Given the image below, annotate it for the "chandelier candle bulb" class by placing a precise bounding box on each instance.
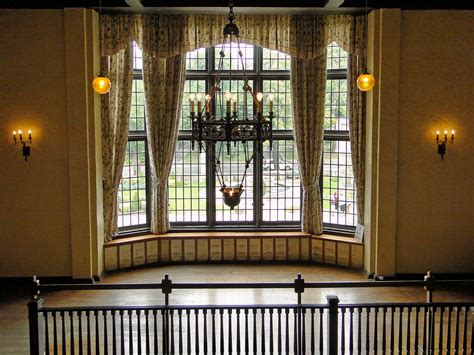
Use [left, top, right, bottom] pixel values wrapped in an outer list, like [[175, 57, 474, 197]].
[[444, 130, 448, 140], [225, 92, 232, 114], [189, 94, 195, 113], [451, 130, 455, 140], [268, 94, 274, 112], [232, 95, 237, 112], [18, 129, 23, 141], [197, 94, 202, 113], [256, 92, 263, 113], [436, 130, 440, 141], [28, 129, 32, 141]]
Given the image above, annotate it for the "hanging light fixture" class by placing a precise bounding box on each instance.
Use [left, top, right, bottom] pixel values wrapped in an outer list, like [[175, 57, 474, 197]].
[[189, 1, 274, 210], [92, 0, 111, 95], [357, 0, 375, 92], [92, 76, 112, 94]]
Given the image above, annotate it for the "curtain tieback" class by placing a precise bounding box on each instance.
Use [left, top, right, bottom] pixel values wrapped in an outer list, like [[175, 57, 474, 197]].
[[103, 182, 118, 193], [151, 176, 167, 187], [302, 182, 318, 192]]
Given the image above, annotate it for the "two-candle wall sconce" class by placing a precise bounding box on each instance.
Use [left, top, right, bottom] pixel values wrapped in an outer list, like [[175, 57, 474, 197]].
[[13, 129, 32, 161], [436, 129, 455, 160]]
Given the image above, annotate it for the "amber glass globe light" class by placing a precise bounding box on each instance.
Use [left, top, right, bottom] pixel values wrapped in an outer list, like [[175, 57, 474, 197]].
[[357, 73, 375, 92], [92, 76, 112, 94]]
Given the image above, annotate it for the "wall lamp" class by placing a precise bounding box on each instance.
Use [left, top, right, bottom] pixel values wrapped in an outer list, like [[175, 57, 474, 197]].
[[436, 129, 455, 160], [13, 129, 32, 161]]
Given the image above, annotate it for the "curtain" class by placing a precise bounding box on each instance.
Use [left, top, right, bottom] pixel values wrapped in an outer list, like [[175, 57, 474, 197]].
[[291, 56, 327, 235], [348, 16, 367, 224], [101, 13, 363, 59], [101, 45, 134, 241], [290, 15, 328, 235], [143, 53, 186, 234]]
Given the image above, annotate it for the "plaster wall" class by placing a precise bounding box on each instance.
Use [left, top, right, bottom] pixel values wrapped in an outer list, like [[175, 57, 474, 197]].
[[0, 10, 72, 277], [0, 9, 103, 279], [395, 10, 474, 273]]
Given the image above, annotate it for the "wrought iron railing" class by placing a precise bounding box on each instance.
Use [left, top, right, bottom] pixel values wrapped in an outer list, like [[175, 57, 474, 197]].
[[28, 273, 474, 354]]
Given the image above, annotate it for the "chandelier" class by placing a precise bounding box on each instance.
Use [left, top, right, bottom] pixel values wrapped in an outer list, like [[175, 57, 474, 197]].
[[188, 2, 274, 210]]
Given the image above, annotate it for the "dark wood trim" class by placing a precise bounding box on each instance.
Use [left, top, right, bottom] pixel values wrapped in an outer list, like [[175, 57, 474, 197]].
[[0, 276, 95, 285], [380, 273, 474, 281], [2, 0, 474, 10], [141, 0, 328, 7]]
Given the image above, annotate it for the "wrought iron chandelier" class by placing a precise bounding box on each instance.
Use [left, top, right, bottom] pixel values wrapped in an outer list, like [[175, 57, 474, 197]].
[[188, 1, 274, 210]]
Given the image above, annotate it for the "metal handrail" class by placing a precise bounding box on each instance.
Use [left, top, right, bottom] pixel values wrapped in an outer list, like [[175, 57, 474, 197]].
[[36, 278, 473, 292]]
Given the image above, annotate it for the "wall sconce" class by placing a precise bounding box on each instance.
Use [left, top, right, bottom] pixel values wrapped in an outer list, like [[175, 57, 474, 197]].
[[13, 129, 32, 161], [436, 129, 455, 160]]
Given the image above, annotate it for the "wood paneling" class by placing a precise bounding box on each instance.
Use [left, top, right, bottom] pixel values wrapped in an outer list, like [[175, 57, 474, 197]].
[[104, 233, 364, 271]]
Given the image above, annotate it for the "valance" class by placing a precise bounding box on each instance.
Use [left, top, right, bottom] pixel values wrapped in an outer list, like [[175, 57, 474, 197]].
[[100, 13, 365, 58]]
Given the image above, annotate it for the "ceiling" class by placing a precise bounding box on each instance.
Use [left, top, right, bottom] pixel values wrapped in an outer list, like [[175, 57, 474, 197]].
[[1, 0, 473, 12]]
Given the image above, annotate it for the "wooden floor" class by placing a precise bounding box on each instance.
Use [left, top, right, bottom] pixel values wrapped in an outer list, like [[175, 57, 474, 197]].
[[1, 263, 473, 354]]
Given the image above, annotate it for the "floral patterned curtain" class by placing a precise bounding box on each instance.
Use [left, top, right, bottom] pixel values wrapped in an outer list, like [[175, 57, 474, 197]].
[[142, 54, 186, 234], [101, 45, 133, 241], [101, 13, 364, 59], [289, 14, 328, 235], [348, 16, 367, 223]]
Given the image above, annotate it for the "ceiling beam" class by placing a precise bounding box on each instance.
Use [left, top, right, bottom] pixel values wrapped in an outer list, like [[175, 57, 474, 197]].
[[340, 0, 474, 9], [140, 0, 327, 7]]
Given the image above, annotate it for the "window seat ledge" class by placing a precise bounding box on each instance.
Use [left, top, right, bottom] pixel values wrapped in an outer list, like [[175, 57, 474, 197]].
[[105, 231, 360, 247]]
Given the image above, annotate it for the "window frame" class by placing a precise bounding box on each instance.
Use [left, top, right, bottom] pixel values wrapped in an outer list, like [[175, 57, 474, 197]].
[[117, 42, 358, 237]]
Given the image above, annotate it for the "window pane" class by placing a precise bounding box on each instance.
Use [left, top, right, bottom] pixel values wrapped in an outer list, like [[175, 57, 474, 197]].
[[133, 42, 143, 70], [186, 48, 207, 70], [214, 42, 254, 71], [325, 79, 348, 131], [262, 140, 300, 222], [327, 42, 348, 70], [118, 140, 148, 228], [215, 142, 254, 222], [321, 140, 357, 227], [262, 48, 290, 71], [181, 79, 207, 130], [129, 79, 146, 132], [262, 80, 292, 130], [169, 140, 207, 223]]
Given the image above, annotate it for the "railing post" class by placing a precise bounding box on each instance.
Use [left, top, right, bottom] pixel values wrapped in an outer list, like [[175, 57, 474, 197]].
[[28, 276, 43, 355], [327, 295, 340, 355], [162, 275, 173, 355], [424, 271, 435, 303], [294, 274, 305, 355], [424, 271, 436, 353]]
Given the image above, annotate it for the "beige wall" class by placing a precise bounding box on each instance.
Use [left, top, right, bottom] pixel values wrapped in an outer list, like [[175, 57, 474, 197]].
[[0, 8, 472, 279], [396, 10, 474, 273], [366, 9, 474, 275], [0, 9, 104, 279]]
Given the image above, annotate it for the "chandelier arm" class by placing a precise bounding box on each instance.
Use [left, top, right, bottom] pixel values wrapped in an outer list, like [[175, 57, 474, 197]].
[[239, 142, 255, 188], [236, 36, 260, 111], [216, 142, 227, 187], [215, 35, 228, 120], [205, 143, 226, 189]]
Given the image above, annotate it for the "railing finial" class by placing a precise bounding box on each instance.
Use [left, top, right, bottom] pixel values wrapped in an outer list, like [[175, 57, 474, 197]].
[[31, 275, 40, 300], [294, 273, 305, 295]]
